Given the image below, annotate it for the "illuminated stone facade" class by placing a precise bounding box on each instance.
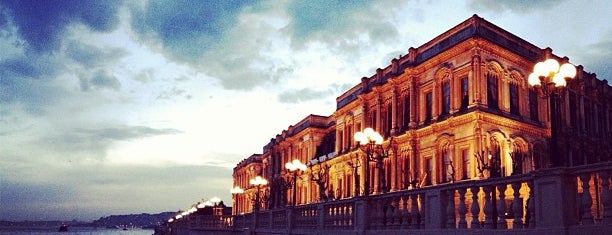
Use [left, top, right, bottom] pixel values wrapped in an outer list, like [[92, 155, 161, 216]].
[[232, 15, 612, 214]]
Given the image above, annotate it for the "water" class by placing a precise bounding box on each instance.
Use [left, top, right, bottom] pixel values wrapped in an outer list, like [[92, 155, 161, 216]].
[[0, 227, 153, 235]]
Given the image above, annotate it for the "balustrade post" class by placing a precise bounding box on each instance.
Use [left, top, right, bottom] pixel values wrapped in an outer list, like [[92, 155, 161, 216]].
[[470, 186, 481, 229], [601, 170, 612, 223], [511, 182, 523, 229], [446, 189, 456, 229], [483, 185, 494, 229], [579, 173, 594, 225], [317, 203, 325, 232], [526, 180, 535, 228], [533, 168, 577, 231], [353, 198, 367, 235], [401, 195, 410, 229], [497, 184, 507, 229], [411, 194, 421, 229], [287, 207, 294, 234], [457, 187, 468, 229]]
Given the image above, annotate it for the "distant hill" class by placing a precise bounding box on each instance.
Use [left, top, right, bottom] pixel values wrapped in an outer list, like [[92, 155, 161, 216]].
[[92, 212, 176, 228]]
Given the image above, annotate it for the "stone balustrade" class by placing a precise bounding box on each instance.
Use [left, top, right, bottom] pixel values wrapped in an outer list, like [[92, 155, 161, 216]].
[[164, 162, 612, 235]]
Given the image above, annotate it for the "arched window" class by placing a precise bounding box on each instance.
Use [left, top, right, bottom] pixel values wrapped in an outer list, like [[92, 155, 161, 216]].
[[509, 71, 522, 116], [486, 63, 502, 110], [425, 92, 433, 124], [441, 81, 451, 116], [529, 89, 539, 121], [487, 73, 499, 110], [509, 83, 519, 115], [511, 140, 528, 175], [489, 137, 501, 178], [402, 93, 410, 130], [460, 77, 469, 111], [385, 103, 392, 137], [441, 144, 453, 183]]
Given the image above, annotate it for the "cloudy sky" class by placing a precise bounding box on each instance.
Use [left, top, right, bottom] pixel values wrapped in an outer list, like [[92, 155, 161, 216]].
[[0, 0, 610, 221]]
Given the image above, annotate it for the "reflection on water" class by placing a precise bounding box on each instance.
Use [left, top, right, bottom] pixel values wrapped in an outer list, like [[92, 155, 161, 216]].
[[0, 227, 153, 235]]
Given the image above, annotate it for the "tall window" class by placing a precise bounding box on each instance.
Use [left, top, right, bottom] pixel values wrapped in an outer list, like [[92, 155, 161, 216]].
[[441, 81, 451, 116], [585, 99, 591, 134], [569, 92, 577, 129], [598, 104, 605, 137], [425, 92, 432, 124], [403, 94, 410, 130], [487, 73, 499, 110], [346, 125, 353, 149], [425, 158, 433, 186], [386, 103, 392, 137], [370, 110, 377, 131], [338, 129, 344, 152], [529, 89, 539, 121], [461, 149, 469, 179], [442, 149, 452, 183], [509, 83, 519, 115], [460, 77, 469, 111]]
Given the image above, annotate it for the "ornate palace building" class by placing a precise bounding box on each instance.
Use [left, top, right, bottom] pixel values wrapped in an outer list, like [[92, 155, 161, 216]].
[[232, 15, 612, 214]]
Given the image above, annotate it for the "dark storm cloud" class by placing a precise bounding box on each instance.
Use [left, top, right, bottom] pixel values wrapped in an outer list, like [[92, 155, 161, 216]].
[[467, 0, 567, 13], [130, 0, 257, 64], [0, 0, 122, 54], [0, 56, 63, 113]]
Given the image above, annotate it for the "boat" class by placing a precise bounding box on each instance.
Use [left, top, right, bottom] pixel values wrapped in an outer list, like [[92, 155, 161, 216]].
[[58, 224, 69, 232]]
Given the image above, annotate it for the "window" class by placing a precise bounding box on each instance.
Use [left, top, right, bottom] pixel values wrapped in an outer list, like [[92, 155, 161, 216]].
[[598, 104, 605, 137], [385, 103, 392, 137], [461, 149, 469, 179], [442, 149, 452, 183], [371, 110, 377, 131], [441, 81, 451, 116], [509, 83, 519, 115], [460, 77, 469, 111], [487, 73, 499, 110], [346, 125, 353, 149], [425, 92, 432, 124], [585, 99, 591, 134], [529, 89, 539, 121], [425, 158, 433, 186], [569, 92, 577, 129], [337, 129, 343, 152], [403, 94, 410, 129]]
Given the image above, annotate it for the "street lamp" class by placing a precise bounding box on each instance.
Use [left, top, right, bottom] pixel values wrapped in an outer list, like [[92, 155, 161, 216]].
[[354, 127, 392, 196], [230, 186, 244, 215], [249, 176, 268, 212], [285, 159, 307, 207], [528, 58, 577, 167], [346, 153, 361, 197]]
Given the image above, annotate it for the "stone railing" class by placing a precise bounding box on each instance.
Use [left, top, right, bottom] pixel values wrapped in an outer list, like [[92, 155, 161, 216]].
[[166, 162, 612, 235]]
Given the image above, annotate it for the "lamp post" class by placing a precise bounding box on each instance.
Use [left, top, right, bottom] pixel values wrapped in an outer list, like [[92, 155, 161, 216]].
[[528, 58, 577, 167], [230, 186, 244, 215], [346, 153, 361, 197], [285, 159, 307, 207], [249, 176, 268, 212], [354, 127, 392, 196]]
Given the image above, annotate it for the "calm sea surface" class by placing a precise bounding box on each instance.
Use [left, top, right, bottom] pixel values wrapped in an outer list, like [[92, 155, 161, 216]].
[[0, 227, 153, 235]]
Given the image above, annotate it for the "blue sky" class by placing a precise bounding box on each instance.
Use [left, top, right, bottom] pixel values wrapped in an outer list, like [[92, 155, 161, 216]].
[[1, 0, 610, 221]]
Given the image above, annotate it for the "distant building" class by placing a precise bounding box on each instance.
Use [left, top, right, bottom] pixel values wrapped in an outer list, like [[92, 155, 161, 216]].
[[232, 14, 611, 213]]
